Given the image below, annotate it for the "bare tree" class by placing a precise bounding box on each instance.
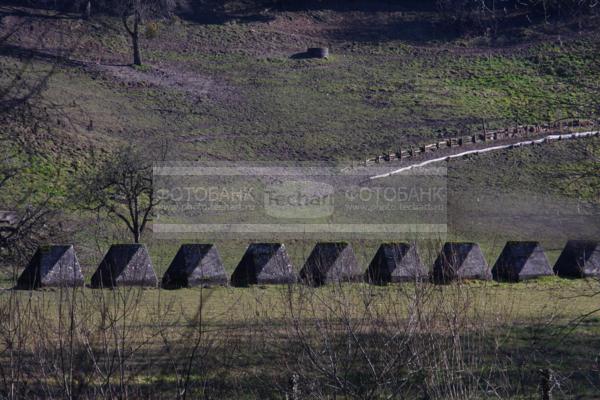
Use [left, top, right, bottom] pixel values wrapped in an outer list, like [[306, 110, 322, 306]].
[[434, 0, 599, 35], [77, 145, 161, 243], [0, 115, 60, 264], [119, 0, 174, 66], [0, 197, 56, 264], [0, 113, 54, 262], [83, 0, 92, 19], [0, 20, 61, 264]]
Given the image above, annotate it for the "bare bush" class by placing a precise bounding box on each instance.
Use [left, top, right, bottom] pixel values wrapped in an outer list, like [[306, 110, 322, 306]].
[[74, 144, 168, 244]]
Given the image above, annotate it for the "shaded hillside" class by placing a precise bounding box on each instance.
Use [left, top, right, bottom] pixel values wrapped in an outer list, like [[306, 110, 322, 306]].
[[1, 2, 599, 163], [0, 1, 598, 258]]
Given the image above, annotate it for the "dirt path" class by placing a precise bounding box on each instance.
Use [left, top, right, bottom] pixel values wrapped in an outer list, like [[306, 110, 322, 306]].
[[86, 62, 235, 103]]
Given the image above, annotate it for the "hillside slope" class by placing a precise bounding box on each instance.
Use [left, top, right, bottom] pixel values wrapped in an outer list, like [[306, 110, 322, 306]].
[[1, 4, 599, 162], [0, 3, 598, 264]]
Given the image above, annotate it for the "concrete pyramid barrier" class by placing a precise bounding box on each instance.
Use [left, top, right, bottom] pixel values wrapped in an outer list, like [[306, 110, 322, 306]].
[[162, 244, 227, 288], [300, 242, 362, 286], [554, 240, 600, 278], [432, 242, 491, 284], [90, 244, 158, 288], [15, 245, 84, 289], [366, 242, 426, 284], [231, 243, 296, 287], [492, 241, 553, 282]]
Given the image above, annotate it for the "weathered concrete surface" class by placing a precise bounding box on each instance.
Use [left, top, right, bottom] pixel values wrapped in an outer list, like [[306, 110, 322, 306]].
[[366, 242, 426, 284], [432, 242, 491, 284], [90, 244, 158, 288], [492, 241, 553, 282], [16, 245, 84, 289], [162, 244, 227, 288], [231, 243, 296, 287], [554, 240, 600, 278], [300, 242, 362, 286], [307, 47, 329, 58]]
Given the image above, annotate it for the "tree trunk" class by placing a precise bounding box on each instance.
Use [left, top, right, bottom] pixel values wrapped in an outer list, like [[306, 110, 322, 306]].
[[132, 11, 142, 66], [123, 8, 142, 66], [540, 369, 552, 400], [132, 32, 142, 66], [83, 1, 91, 20], [133, 225, 140, 243]]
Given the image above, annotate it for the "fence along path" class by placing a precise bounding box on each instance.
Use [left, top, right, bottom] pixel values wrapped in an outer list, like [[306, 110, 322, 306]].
[[370, 129, 600, 180], [365, 119, 598, 167]]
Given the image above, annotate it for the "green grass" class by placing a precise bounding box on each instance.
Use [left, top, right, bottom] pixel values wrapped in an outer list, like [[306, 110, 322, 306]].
[[1, 5, 599, 292], [2, 7, 600, 398], [2, 278, 599, 328], [1, 278, 599, 398], [446, 137, 600, 243], [3, 6, 599, 162], [3, 7, 598, 216]]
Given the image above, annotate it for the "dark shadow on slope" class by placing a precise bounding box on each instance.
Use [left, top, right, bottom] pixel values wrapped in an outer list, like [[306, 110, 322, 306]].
[[4, 321, 600, 398], [0, 3, 79, 19], [0, 43, 84, 67], [269, 0, 438, 12], [176, 0, 275, 25], [324, 16, 460, 44]]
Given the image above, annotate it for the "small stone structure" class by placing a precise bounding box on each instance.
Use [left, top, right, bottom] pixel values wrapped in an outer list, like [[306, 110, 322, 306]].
[[553, 240, 600, 278], [307, 47, 329, 58], [366, 242, 426, 284], [300, 242, 362, 286], [90, 244, 158, 288], [230, 243, 296, 287], [16, 245, 84, 289], [432, 242, 491, 284], [492, 241, 553, 282], [12, 239, 600, 291], [162, 244, 227, 289]]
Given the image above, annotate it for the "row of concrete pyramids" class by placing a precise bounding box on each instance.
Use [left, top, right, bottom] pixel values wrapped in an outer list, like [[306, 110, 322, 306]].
[[15, 240, 600, 289]]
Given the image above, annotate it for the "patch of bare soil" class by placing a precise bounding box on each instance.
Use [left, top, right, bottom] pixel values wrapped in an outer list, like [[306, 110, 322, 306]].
[[88, 62, 235, 103], [0, 7, 231, 102]]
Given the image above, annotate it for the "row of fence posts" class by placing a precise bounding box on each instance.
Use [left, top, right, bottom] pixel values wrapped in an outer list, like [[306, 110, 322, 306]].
[[365, 118, 599, 166]]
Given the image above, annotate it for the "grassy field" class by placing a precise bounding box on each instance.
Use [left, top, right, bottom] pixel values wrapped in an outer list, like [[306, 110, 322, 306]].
[[4, 277, 599, 324], [1, 279, 599, 398], [1, 5, 599, 163], [1, 4, 600, 397], [1, 4, 598, 250], [3, 139, 598, 288]]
